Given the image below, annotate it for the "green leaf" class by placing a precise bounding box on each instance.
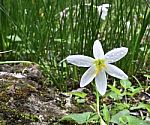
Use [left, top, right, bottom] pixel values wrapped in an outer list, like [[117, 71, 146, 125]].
[[122, 115, 150, 125], [111, 109, 150, 125], [116, 103, 130, 110], [107, 91, 123, 100], [120, 79, 132, 89], [108, 85, 121, 95], [128, 87, 141, 96], [66, 91, 87, 98], [87, 113, 99, 123], [144, 74, 150, 78], [130, 102, 150, 112], [110, 109, 130, 125], [60, 112, 92, 124], [100, 117, 107, 125], [102, 104, 110, 123]]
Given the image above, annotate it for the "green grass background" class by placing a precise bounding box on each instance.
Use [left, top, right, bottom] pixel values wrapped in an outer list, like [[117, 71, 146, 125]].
[[0, 0, 149, 90]]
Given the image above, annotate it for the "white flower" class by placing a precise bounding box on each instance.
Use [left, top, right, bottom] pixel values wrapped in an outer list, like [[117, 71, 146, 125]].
[[60, 7, 70, 18], [97, 4, 110, 20], [126, 21, 130, 30], [66, 40, 128, 95]]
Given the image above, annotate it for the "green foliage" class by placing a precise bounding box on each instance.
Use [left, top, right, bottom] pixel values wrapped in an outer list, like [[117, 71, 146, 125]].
[[120, 79, 132, 89], [66, 91, 87, 98], [60, 112, 92, 124], [102, 104, 110, 124], [144, 74, 150, 79], [130, 102, 150, 113], [110, 109, 150, 125], [0, 0, 149, 90], [110, 109, 130, 125], [61, 112, 107, 124]]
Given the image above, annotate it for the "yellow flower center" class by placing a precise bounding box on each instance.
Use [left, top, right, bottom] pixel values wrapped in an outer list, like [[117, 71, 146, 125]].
[[94, 59, 107, 75]]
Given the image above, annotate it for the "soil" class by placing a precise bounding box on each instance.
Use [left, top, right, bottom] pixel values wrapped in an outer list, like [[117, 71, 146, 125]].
[[0, 63, 77, 125]]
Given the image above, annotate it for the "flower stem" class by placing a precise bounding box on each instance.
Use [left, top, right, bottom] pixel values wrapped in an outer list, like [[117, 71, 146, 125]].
[[96, 89, 100, 116], [96, 89, 107, 125]]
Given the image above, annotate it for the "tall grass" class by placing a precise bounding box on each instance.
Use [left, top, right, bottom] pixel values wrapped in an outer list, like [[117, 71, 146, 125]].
[[0, 0, 149, 90]]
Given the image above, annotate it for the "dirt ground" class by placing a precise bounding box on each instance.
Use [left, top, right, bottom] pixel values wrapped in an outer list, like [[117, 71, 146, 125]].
[[0, 63, 75, 125]]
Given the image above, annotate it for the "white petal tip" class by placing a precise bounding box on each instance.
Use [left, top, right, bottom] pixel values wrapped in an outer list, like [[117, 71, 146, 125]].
[[100, 92, 105, 96], [99, 90, 106, 96], [122, 47, 128, 53], [118, 73, 128, 80], [93, 40, 104, 59], [80, 84, 84, 87], [122, 75, 128, 80]]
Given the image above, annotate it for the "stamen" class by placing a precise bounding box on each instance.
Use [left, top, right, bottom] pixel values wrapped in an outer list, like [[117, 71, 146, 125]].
[[94, 59, 107, 75]]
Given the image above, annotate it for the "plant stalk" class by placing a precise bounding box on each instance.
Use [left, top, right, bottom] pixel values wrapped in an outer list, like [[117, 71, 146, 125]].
[[96, 89, 107, 125]]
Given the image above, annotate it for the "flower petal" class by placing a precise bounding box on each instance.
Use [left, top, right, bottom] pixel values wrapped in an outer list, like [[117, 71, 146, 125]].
[[93, 40, 104, 59], [104, 47, 128, 63], [80, 65, 96, 87], [101, 11, 108, 20], [66, 55, 94, 67], [101, 6, 108, 12], [97, 6, 102, 15], [95, 71, 107, 96], [105, 64, 128, 79], [102, 4, 110, 8]]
